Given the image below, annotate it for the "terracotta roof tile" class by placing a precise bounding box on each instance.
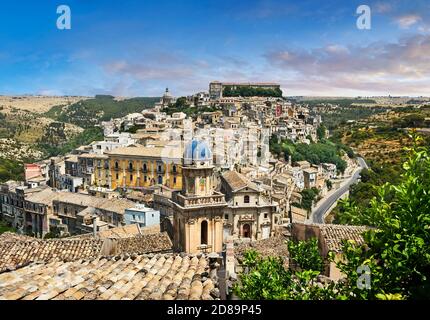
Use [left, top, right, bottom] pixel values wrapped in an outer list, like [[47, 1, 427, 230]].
[[0, 232, 173, 273], [0, 254, 221, 300], [319, 224, 367, 252]]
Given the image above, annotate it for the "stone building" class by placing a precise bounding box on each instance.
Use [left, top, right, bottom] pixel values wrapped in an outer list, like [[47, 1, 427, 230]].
[[221, 171, 278, 241], [24, 188, 58, 237], [171, 139, 227, 254], [106, 144, 183, 190]]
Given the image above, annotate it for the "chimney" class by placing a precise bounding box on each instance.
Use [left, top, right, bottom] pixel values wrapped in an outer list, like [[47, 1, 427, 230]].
[[92, 216, 99, 238]]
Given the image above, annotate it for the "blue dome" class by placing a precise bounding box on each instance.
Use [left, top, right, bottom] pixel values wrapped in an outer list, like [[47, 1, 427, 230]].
[[184, 139, 212, 164]]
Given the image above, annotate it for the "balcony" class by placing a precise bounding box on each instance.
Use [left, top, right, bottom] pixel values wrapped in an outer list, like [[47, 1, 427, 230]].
[[173, 192, 226, 208]]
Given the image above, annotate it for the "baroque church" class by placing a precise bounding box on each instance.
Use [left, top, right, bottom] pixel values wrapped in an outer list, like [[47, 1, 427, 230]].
[[170, 139, 227, 254], [168, 139, 278, 254]]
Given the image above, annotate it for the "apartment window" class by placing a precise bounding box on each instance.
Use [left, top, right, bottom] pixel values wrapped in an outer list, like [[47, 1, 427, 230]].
[[244, 195, 250, 204]]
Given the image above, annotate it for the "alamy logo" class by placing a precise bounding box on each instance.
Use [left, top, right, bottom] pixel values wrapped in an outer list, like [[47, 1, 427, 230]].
[[57, 5, 71, 30], [356, 5, 371, 30], [357, 265, 371, 290]]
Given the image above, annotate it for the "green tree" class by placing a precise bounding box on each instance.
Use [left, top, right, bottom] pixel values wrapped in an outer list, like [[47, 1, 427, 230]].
[[288, 238, 324, 272], [299, 188, 320, 212], [234, 240, 333, 300], [317, 125, 327, 141], [334, 135, 430, 299]]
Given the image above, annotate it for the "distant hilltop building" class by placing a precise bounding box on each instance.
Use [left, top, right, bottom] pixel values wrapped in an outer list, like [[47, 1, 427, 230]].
[[161, 87, 175, 106], [209, 81, 282, 100]]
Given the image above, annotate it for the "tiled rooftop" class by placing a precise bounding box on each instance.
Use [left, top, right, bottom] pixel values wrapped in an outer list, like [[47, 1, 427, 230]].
[[0, 239, 102, 273], [68, 224, 143, 240], [0, 232, 173, 273], [319, 224, 368, 252], [0, 232, 34, 242], [0, 253, 221, 300], [222, 170, 258, 192]]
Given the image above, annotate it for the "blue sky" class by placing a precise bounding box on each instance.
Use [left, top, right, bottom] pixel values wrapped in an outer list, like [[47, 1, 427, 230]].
[[1, 0, 430, 97]]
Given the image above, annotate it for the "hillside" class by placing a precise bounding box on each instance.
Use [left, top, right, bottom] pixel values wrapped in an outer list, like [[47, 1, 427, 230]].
[[0, 96, 88, 114], [45, 96, 159, 128], [326, 105, 430, 223]]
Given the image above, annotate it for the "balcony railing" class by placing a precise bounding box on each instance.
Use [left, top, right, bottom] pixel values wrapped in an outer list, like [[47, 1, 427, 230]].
[[173, 193, 226, 208]]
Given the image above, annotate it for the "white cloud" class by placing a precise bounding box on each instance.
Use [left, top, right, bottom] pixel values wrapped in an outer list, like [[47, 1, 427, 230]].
[[395, 14, 422, 29]]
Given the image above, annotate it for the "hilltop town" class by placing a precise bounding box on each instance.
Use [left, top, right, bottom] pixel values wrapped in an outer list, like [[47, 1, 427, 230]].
[[1, 82, 428, 301]]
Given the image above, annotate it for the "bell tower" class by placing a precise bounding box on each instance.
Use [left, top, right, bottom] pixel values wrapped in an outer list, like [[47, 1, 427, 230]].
[[171, 139, 227, 254]]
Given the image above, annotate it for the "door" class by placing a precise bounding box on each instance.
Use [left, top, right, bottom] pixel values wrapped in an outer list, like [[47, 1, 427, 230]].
[[242, 223, 251, 238]]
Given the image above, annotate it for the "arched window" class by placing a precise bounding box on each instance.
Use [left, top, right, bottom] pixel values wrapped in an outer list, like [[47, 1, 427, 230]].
[[173, 165, 177, 173], [244, 195, 250, 204], [143, 163, 147, 172], [201, 220, 208, 245], [129, 162, 133, 171], [115, 161, 119, 169]]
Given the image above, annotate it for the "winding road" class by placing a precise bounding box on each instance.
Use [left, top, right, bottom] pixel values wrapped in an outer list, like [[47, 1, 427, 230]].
[[311, 157, 368, 224]]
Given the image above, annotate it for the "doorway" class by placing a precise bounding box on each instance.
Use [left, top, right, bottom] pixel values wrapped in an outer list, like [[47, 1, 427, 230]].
[[242, 223, 251, 238]]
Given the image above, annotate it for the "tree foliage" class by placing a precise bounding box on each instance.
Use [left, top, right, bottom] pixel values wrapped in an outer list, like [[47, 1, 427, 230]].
[[0, 158, 24, 183], [296, 187, 320, 212], [38, 127, 104, 158], [223, 86, 283, 97], [236, 136, 430, 300], [334, 136, 430, 299], [234, 240, 334, 300], [288, 238, 324, 272], [270, 135, 349, 173], [45, 96, 159, 128]]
